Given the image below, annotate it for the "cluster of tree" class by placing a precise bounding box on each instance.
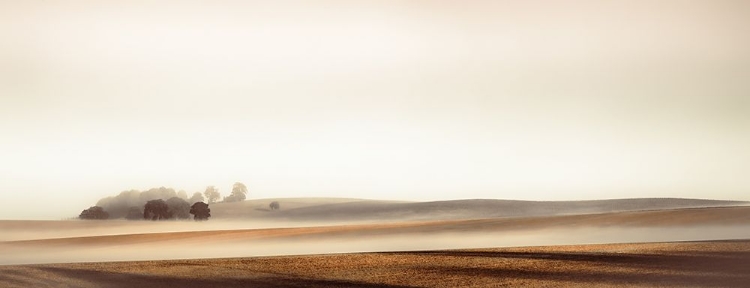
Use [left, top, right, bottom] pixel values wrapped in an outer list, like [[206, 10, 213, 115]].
[[223, 182, 248, 202], [81, 200, 211, 221], [79, 206, 110, 220], [96, 187, 187, 219], [92, 182, 247, 219], [202, 182, 249, 203], [144, 198, 187, 220], [143, 199, 211, 221]]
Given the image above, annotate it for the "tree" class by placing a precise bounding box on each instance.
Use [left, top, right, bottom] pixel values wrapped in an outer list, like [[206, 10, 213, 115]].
[[166, 197, 191, 219], [144, 199, 170, 220], [125, 206, 142, 220], [96, 190, 140, 219], [140, 187, 177, 204], [224, 182, 248, 202], [79, 206, 109, 220], [96, 188, 179, 219], [269, 201, 280, 210], [190, 202, 211, 221], [204, 186, 220, 204], [169, 197, 191, 219], [189, 192, 205, 204], [177, 190, 188, 200]]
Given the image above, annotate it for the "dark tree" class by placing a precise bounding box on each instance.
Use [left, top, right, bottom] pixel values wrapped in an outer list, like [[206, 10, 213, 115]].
[[144, 199, 170, 220], [125, 206, 142, 220], [190, 202, 211, 221], [269, 201, 280, 210], [79, 206, 109, 220], [166, 197, 191, 219]]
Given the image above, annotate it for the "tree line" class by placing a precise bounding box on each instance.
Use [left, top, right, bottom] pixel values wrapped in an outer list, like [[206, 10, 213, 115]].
[[79, 182, 248, 221], [80, 197, 211, 221]]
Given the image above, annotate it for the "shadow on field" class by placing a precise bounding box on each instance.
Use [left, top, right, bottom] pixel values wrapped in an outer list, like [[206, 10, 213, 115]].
[[403, 250, 750, 287], [424, 266, 747, 287], [4, 242, 750, 287], [0, 270, 38, 287], [32, 267, 410, 288]]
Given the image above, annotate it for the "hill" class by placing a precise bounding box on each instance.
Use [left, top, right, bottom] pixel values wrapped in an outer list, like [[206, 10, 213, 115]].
[[2, 206, 750, 265], [210, 197, 747, 221]]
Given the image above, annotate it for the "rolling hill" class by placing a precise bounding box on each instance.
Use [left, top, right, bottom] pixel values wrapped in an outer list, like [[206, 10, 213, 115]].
[[209, 197, 747, 222]]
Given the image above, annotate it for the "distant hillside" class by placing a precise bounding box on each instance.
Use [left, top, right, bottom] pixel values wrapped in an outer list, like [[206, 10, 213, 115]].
[[210, 198, 747, 222], [209, 197, 409, 219]]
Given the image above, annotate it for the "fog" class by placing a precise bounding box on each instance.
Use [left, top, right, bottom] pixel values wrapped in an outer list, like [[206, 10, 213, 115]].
[[3, 1, 750, 220], [3, 220, 750, 265], [0, 220, 357, 242], [2, 0, 749, 270]]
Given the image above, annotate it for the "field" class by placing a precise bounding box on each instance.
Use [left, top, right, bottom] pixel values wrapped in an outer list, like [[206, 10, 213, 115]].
[[2, 240, 749, 287], [1, 198, 749, 287]]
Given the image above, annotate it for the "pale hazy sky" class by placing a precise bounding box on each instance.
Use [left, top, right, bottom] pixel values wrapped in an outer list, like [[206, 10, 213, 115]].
[[1, 0, 749, 219]]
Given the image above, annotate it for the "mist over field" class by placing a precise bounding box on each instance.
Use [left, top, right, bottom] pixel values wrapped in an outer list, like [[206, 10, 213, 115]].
[[3, 222, 750, 266], [2, 0, 750, 286], [2, 0, 750, 220], [2, 202, 749, 265]]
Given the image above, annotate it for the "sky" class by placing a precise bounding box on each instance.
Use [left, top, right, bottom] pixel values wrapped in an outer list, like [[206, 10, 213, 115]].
[[1, 0, 749, 219]]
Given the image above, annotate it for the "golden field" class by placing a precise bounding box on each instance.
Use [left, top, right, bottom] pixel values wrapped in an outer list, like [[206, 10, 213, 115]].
[[1, 199, 748, 287], [1, 240, 748, 287]]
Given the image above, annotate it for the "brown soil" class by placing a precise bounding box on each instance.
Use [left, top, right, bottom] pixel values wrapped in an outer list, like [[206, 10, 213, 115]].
[[1, 240, 748, 287]]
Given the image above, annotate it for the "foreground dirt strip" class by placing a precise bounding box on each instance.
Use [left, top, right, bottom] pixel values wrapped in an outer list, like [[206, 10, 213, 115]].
[[1, 240, 748, 288]]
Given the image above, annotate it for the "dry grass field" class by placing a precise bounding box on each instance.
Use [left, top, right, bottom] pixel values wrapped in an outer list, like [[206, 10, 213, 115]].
[[1, 240, 748, 287], [1, 200, 748, 287]]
